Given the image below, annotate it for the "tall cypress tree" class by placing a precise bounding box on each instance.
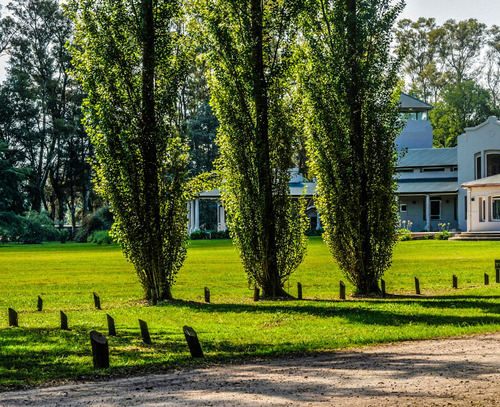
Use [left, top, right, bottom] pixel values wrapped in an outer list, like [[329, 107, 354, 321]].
[[68, 0, 188, 303], [300, 0, 404, 294], [193, 0, 308, 298]]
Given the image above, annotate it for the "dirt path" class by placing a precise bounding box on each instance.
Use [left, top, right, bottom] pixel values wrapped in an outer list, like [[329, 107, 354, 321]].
[[1, 333, 500, 406]]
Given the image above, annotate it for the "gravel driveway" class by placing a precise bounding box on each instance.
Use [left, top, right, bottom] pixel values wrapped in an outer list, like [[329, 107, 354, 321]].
[[1, 333, 499, 406]]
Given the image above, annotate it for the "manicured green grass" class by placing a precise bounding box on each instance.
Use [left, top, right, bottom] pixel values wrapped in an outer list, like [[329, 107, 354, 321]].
[[1, 238, 500, 389]]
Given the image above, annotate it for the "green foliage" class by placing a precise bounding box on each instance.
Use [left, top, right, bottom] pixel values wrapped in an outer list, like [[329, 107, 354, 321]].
[[300, 0, 404, 294], [397, 229, 413, 241], [0, 211, 62, 244], [88, 230, 113, 245], [74, 206, 114, 243], [434, 222, 451, 240], [305, 227, 323, 237], [431, 80, 493, 147], [189, 230, 208, 240], [192, 0, 308, 297], [68, 0, 189, 302]]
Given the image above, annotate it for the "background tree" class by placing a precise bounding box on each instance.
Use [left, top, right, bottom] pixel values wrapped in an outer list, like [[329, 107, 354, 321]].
[[193, 0, 308, 298], [300, 0, 404, 294], [68, 0, 189, 303], [431, 80, 493, 147]]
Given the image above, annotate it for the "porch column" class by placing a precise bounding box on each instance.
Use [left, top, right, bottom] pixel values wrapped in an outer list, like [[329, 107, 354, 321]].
[[316, 211, 322, 230], [187, 201, 191, 233], [425, 194, 431, 231], [194, 199, 200, 231], [216, 202, 221, 231]]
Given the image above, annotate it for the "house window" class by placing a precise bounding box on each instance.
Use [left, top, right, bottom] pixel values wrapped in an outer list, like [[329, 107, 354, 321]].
[[492, 197, 500, 221], [400, 204, 407, 212], [464, 196, 467, 220], [479, 198, 486, 222], [487, 153, 500, 177], [430, 198, 441, 220], [396, 168, 414, 173], [476, 155, 482, 179]]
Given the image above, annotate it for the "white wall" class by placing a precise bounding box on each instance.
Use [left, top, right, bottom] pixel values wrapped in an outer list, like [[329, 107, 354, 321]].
[[465, 186, 500, 232], [457, 117, 500, 231]]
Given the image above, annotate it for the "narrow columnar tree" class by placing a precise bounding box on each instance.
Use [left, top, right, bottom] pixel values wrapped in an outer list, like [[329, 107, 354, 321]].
[[300, 0, 404, 294], [67, 0, 188, 303], [193, 0, 308, 298]]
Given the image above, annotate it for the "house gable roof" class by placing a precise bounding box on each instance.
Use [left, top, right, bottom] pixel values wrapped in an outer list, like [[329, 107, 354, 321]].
[[399, 92, 434, 111], [462, 173, 500, 188]]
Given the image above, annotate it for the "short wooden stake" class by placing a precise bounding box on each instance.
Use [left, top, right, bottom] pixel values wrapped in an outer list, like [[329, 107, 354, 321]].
[[93, 292, 101, 310], [253, 286, 260, 302], [60, 311, 68, 330], [414, 277, 421, 295], [297, 282, 302, 300], [204, 287, 210, 303], [381, 279, 386, 298], [339, 281, 346, 300], [138, 319, 152, 344], [107, 314, 116, 336], [8, 308, 18, 327], [496, 269, 500, 284], [485, 273, 489, 286], [37, 296, 43, 312], [452, 275, 458, 289], [183, 325, 204, 358], [90, 331, 109, 369]]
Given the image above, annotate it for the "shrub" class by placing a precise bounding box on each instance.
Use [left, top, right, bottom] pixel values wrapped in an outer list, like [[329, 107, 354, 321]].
[[434, 223, 451, 240], [397, 228, 412, 241], [88, 230, 113, 244], [189, 230, 208, 240], [305, 228, 323, 237], [74, 206, 114, 243], [210, 230, 230, 239]]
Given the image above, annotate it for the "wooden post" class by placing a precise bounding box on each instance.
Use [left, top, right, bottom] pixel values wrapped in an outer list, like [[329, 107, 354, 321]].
[[452, 275, 458, 289], [93, 292, 101, 310], [414, 277, 420, 295], [381, 279, 386, 298], [495, 260, 500, 283], [497, 268, 500, 284], [183, 325, 204, 358], [107, 314, 116, 336], [485, 273, 489, 286], [37, 296, 43, 312], [138, 319, 152, 344], [90, 331, 109, 369], [297, 282, 302, 300], [204, 287, 210, 303], [339, 281, 346, 300], [60, 311, 68, 330], [8, 308, 18, 327], [253, 286, 260, 302]]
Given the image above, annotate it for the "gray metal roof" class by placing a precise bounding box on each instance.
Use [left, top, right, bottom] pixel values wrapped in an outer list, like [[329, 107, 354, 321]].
[[397, 177, 458, 194], [397, 148, 457, 168], [462, 174, 500, 187], [399, 92, 434, 111]]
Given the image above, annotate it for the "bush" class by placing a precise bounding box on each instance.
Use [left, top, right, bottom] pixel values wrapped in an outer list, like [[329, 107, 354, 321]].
[[397, 228, 412, 241], [305, 228, 323, 237], [210, 230, 230, 239], [0, 212, 24, 243], [189, 230, 209, 240], [0, 211, 63, 244], [88, 230, 113, 244], [434, 223, 451, 240], [74, 206, 114, 243]]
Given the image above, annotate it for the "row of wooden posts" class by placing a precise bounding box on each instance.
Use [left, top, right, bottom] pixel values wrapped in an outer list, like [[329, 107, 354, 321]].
[[8, 292, 204, 370], [7, 266, 500, 368]]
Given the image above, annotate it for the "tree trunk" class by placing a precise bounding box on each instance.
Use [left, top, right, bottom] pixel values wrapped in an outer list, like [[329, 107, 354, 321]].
[[250, 0, 282, 299], [140, 0, 172, 302]]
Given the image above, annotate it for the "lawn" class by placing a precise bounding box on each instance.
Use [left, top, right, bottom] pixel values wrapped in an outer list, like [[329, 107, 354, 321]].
[[1, 237, 500, 390]]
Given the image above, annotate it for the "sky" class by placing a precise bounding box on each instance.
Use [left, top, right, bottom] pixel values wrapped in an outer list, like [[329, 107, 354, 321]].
[[0, 0, 499, 81]]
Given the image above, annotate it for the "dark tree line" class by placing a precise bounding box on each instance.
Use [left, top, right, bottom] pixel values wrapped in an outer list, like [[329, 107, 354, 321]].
[[0, 0, 218, 232]]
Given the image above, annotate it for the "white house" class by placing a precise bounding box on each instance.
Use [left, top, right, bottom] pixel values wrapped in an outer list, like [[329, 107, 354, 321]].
[[188, 94, 500, 237]]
